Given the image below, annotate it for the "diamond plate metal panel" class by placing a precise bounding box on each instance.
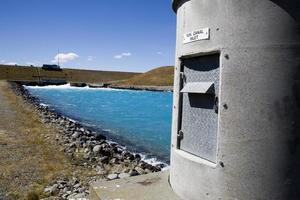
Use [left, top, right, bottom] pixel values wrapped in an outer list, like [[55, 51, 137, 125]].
[[180, 82, 214, 94], [180, 54, 219, 163]]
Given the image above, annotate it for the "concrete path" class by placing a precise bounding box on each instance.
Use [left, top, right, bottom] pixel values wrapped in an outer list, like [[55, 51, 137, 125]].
[[89, 170, 181, 200]]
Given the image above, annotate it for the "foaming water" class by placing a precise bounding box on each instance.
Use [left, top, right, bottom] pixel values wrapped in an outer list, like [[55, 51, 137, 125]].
[[25, 85, 173, 164], [26, 84, 131, 92]]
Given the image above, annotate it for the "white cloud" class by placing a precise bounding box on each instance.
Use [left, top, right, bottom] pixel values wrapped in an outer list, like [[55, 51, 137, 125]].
[[157, 51, 163, 55], [114, 52, 132, 59], [114, 55, 122, 59], [1, 60, 5, 63], [51, 52, 79, 64], [4, 62, 18, 65], [122, 52, 131, 56], [87, 56, 95, 62]]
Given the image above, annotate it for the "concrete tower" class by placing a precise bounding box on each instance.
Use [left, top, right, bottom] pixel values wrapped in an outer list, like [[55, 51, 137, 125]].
[[170, 0, 300, 199]]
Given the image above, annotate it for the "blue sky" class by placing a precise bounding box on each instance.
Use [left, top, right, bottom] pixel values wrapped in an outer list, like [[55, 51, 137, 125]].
[[0, 0, 176, 72]]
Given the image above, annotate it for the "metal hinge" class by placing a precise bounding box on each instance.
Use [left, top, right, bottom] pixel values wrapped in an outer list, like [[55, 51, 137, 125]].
[[177, 130, 184, 140], [180, 72, 185, 81]]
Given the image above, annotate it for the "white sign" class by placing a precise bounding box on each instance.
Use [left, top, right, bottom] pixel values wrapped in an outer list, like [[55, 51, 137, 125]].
[[183, 28, 210, 44]]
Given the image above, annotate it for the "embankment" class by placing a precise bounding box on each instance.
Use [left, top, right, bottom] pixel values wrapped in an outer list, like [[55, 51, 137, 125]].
[[0, 81, 165, 199], [0, 81, 78, 199], [0, 64, 140, 84]]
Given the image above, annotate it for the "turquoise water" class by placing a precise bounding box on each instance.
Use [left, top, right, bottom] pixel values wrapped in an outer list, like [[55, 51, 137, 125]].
[[25, 85, 173, 163]]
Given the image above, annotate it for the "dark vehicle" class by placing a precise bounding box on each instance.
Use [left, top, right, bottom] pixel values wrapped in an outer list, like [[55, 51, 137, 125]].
[[42, 64, 62, 71]]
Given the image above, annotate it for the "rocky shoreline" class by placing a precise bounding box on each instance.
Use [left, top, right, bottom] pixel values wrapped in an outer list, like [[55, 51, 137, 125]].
[[10, 82, 165, 199], [108, 85, 173, 92]]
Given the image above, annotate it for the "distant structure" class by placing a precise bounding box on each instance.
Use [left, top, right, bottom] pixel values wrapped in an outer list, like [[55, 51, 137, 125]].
[[170, 0, 300, 200], [42, 49, 62, 71], [42, 64, 62, 71]]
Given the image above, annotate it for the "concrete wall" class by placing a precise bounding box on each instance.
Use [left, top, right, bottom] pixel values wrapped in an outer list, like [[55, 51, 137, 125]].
[[170, 0, 300, 199]]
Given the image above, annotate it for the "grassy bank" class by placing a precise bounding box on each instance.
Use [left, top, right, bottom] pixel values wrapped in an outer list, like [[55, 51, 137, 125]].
[[0, 81, 97, 199]]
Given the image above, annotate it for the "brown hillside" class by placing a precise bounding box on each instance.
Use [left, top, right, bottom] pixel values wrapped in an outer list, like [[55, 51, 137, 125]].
[[115, 66, 174, 86], [0, 65, 140, 83]]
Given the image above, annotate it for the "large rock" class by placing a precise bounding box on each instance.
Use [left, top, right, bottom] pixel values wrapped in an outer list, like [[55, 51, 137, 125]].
[[107, 174, 118, 180], [122, 151, 135, 160], [100, 147, 111, 157], [73, 183, 81, 188], [93, 145, 101, 153], [138, 161, 147, 169], [109, 157, 119, 164], [155, 163, 166, 170], [44, 184, 59, 195], [118, 173, 130, 179], [135, 167, 145, 175], [129, 169, 139, 176], [99, 156, 109, 164], [69, 142, 77, 148], [134, 154, 142, 161], [127, 154, 135, 161]]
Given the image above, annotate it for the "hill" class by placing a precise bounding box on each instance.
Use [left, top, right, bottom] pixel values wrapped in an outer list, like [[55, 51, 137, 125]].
[[113, 66, 174, 86], [0, 65, 140, 84]]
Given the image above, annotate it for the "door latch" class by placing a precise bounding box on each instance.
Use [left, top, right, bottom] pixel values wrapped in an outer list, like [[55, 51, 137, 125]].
[[214, 96, 219, 114], [177, 130, 184, 140]]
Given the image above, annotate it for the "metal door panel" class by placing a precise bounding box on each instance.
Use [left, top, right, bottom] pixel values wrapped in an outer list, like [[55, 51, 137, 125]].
[[179, 54, 219, 163]]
